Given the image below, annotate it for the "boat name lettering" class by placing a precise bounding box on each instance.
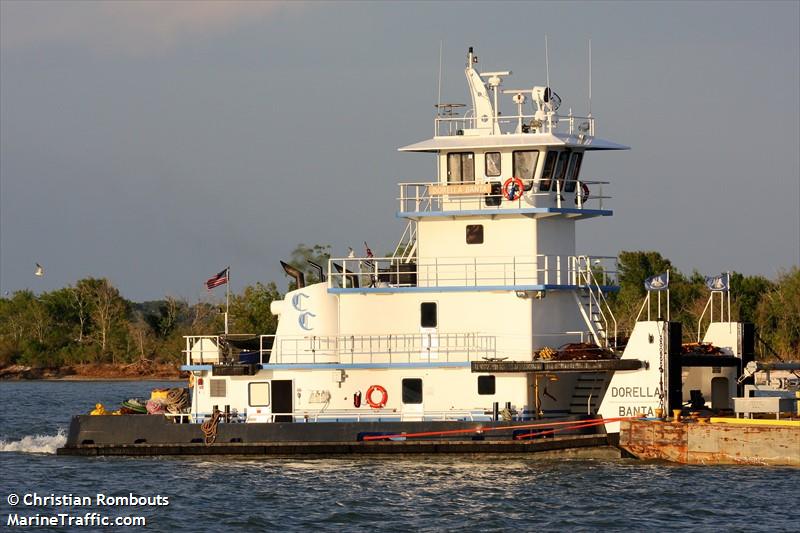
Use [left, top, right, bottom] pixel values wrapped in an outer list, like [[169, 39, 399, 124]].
[[610, 386, 659, 398], [292, 293, 310, 311], [618, 406, 656, 417], [298, 311, 316, 331], [428, 184, 492, 196]]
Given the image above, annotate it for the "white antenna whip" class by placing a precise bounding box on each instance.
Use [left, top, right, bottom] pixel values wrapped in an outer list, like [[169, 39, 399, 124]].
[[588, 37, 592, 116], [545, 34, 551, 89], [437, 41, 443, 113]]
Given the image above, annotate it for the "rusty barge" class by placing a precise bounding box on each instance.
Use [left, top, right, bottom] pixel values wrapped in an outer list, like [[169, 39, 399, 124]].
[[620, 418, 800, 466]]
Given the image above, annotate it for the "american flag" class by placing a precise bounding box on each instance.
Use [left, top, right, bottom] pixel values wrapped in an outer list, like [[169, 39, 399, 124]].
[[206, 268, 229, 290]]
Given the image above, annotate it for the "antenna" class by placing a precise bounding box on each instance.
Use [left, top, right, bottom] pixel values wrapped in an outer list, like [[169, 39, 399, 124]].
[[545, 35, 551, 89], [588, 37, 592, 116], [437, 40, 443, 113]]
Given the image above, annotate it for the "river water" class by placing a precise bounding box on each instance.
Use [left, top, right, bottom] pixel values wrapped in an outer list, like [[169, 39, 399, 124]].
[[1, 381, 797, 532]]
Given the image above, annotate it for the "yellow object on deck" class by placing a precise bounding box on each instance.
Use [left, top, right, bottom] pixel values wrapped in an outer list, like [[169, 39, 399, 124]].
[[150, 389, 169, 401], [89, 403, 107, 415], [710, 417, 800, 428]]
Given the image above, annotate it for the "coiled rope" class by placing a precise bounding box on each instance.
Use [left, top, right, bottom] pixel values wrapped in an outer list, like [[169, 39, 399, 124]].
[[201, 409, 221, 444], [165, 388, 188, 414]]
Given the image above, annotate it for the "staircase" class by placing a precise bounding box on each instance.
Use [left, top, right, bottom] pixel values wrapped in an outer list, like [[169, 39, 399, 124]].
[[573, 256, 617, 350], [568, 373, 608, 415], [392, 220, 418, 264]]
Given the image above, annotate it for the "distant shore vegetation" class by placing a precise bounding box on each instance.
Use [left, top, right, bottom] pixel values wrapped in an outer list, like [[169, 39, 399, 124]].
[[1, 248, 797, 368]]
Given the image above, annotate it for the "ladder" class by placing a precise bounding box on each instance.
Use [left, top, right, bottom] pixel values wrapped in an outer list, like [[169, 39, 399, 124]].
[[568, 373, 608, 415], [573, 256, 617, 350], [392, 220, 418, 264]]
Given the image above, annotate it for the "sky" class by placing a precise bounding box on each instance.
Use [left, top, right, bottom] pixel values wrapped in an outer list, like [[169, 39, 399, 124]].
[[1, 0, 798, 302]]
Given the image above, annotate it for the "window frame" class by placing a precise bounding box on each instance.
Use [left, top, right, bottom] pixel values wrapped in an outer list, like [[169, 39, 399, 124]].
[[477, 375, 496, 395], [485, 152, 502, 178], [402, 378, 423, 404], [564, 152, 583, 193], [248, 382, 271, 407], [539, 151, 559, 191], [466, 224, 484, 245], [447, 152, 475, 183], [420, 302, 437, 328], [512, 150, 540, 191], [553, 150, 571, 192]]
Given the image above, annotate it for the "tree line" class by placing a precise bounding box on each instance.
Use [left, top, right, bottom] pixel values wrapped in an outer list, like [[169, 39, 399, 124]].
[[0, 247, 797, 368]]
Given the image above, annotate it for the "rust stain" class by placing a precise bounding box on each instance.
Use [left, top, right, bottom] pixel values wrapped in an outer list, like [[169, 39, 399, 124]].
[[619, 420, 800, 466]]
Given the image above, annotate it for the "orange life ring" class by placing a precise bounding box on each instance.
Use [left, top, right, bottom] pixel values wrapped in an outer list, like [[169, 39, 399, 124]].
[[502, 177, 524, 201], [365, 385, 388, 409]]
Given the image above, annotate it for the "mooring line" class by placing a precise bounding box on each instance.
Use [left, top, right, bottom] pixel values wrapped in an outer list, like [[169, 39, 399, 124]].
[[361, 416, 634, 441]]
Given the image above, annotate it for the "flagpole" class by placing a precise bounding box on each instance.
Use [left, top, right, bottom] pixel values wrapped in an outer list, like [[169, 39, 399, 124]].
[[727, 270, 731, 325], [225, 266, 230, 335], [666, 270, 670, 322]]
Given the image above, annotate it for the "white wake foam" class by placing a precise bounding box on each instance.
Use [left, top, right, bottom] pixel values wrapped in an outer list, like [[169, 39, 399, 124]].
[[0, 431, 66, 454]]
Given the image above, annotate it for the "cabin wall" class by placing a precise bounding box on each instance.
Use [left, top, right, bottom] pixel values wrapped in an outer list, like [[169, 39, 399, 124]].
[[531, 292, 586, 349], [417, 216, 538, 264], [272, 283, 339, 341], [192, 367, 533, 419], [337, 291, 533, 360], [535, 217, 576, 260]]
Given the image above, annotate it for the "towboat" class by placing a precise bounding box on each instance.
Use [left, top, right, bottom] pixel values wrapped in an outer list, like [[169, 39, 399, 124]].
[[59, 48, 758, 456]]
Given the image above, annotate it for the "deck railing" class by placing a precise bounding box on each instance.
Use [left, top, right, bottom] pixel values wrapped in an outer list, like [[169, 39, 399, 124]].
[[327, 254, 617, 290], [185, 332, 496, 366], [398, 179, 610, 214], [270, 332, 495, 364], [246, 409, 491, 423], [434, 110, 595, 138]]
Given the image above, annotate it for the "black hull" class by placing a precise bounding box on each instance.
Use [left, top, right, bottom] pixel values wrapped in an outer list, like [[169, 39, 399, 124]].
[[58, 414, 619, 457]]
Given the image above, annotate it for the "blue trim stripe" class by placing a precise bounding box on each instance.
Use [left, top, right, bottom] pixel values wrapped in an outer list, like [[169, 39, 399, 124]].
[[262, 362, 471, 370], [329, 284, 619, 295], [181, 365, 213, 371], [397, 207, 612, 219]]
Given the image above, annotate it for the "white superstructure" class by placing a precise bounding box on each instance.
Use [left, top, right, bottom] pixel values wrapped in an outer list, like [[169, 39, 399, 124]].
[[181, 48, 748, 429]]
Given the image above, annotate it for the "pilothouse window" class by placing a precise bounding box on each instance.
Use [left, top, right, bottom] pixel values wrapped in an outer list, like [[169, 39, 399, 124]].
[[485, 152, 501, 177], [539, 151, 558, 191], [513, 150, 540, 191], [564, 153, 583, 193], [447, 152, 475, 183], [554, 151, 570, 193]]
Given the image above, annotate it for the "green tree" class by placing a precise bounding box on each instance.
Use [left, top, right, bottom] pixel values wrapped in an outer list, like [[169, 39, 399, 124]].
[[755, 267, 800, 358], [730, 272, 775, 324], [229, 282, 282, 334]]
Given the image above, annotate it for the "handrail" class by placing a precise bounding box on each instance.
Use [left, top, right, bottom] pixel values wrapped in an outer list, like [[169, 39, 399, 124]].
[[327, 254, 618, 291], [392, 220, 418, 264], [247, 408, 488, 423], [574, 255, 618, 350], [435, 111, 596, 137], [270, 332, 496, 365], [696, 296, 714, 343], [398, 179, 611, 214]]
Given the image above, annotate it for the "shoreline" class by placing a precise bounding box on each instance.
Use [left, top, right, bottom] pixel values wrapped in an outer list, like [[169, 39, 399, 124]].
[[0, 363, 185, 382]]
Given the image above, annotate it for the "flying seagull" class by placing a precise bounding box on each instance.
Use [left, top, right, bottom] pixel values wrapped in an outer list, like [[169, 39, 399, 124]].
[[34, 263, 44, 277]]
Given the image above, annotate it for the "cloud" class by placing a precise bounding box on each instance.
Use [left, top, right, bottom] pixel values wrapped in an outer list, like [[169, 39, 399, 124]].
[[1, 0, 303, 55]]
